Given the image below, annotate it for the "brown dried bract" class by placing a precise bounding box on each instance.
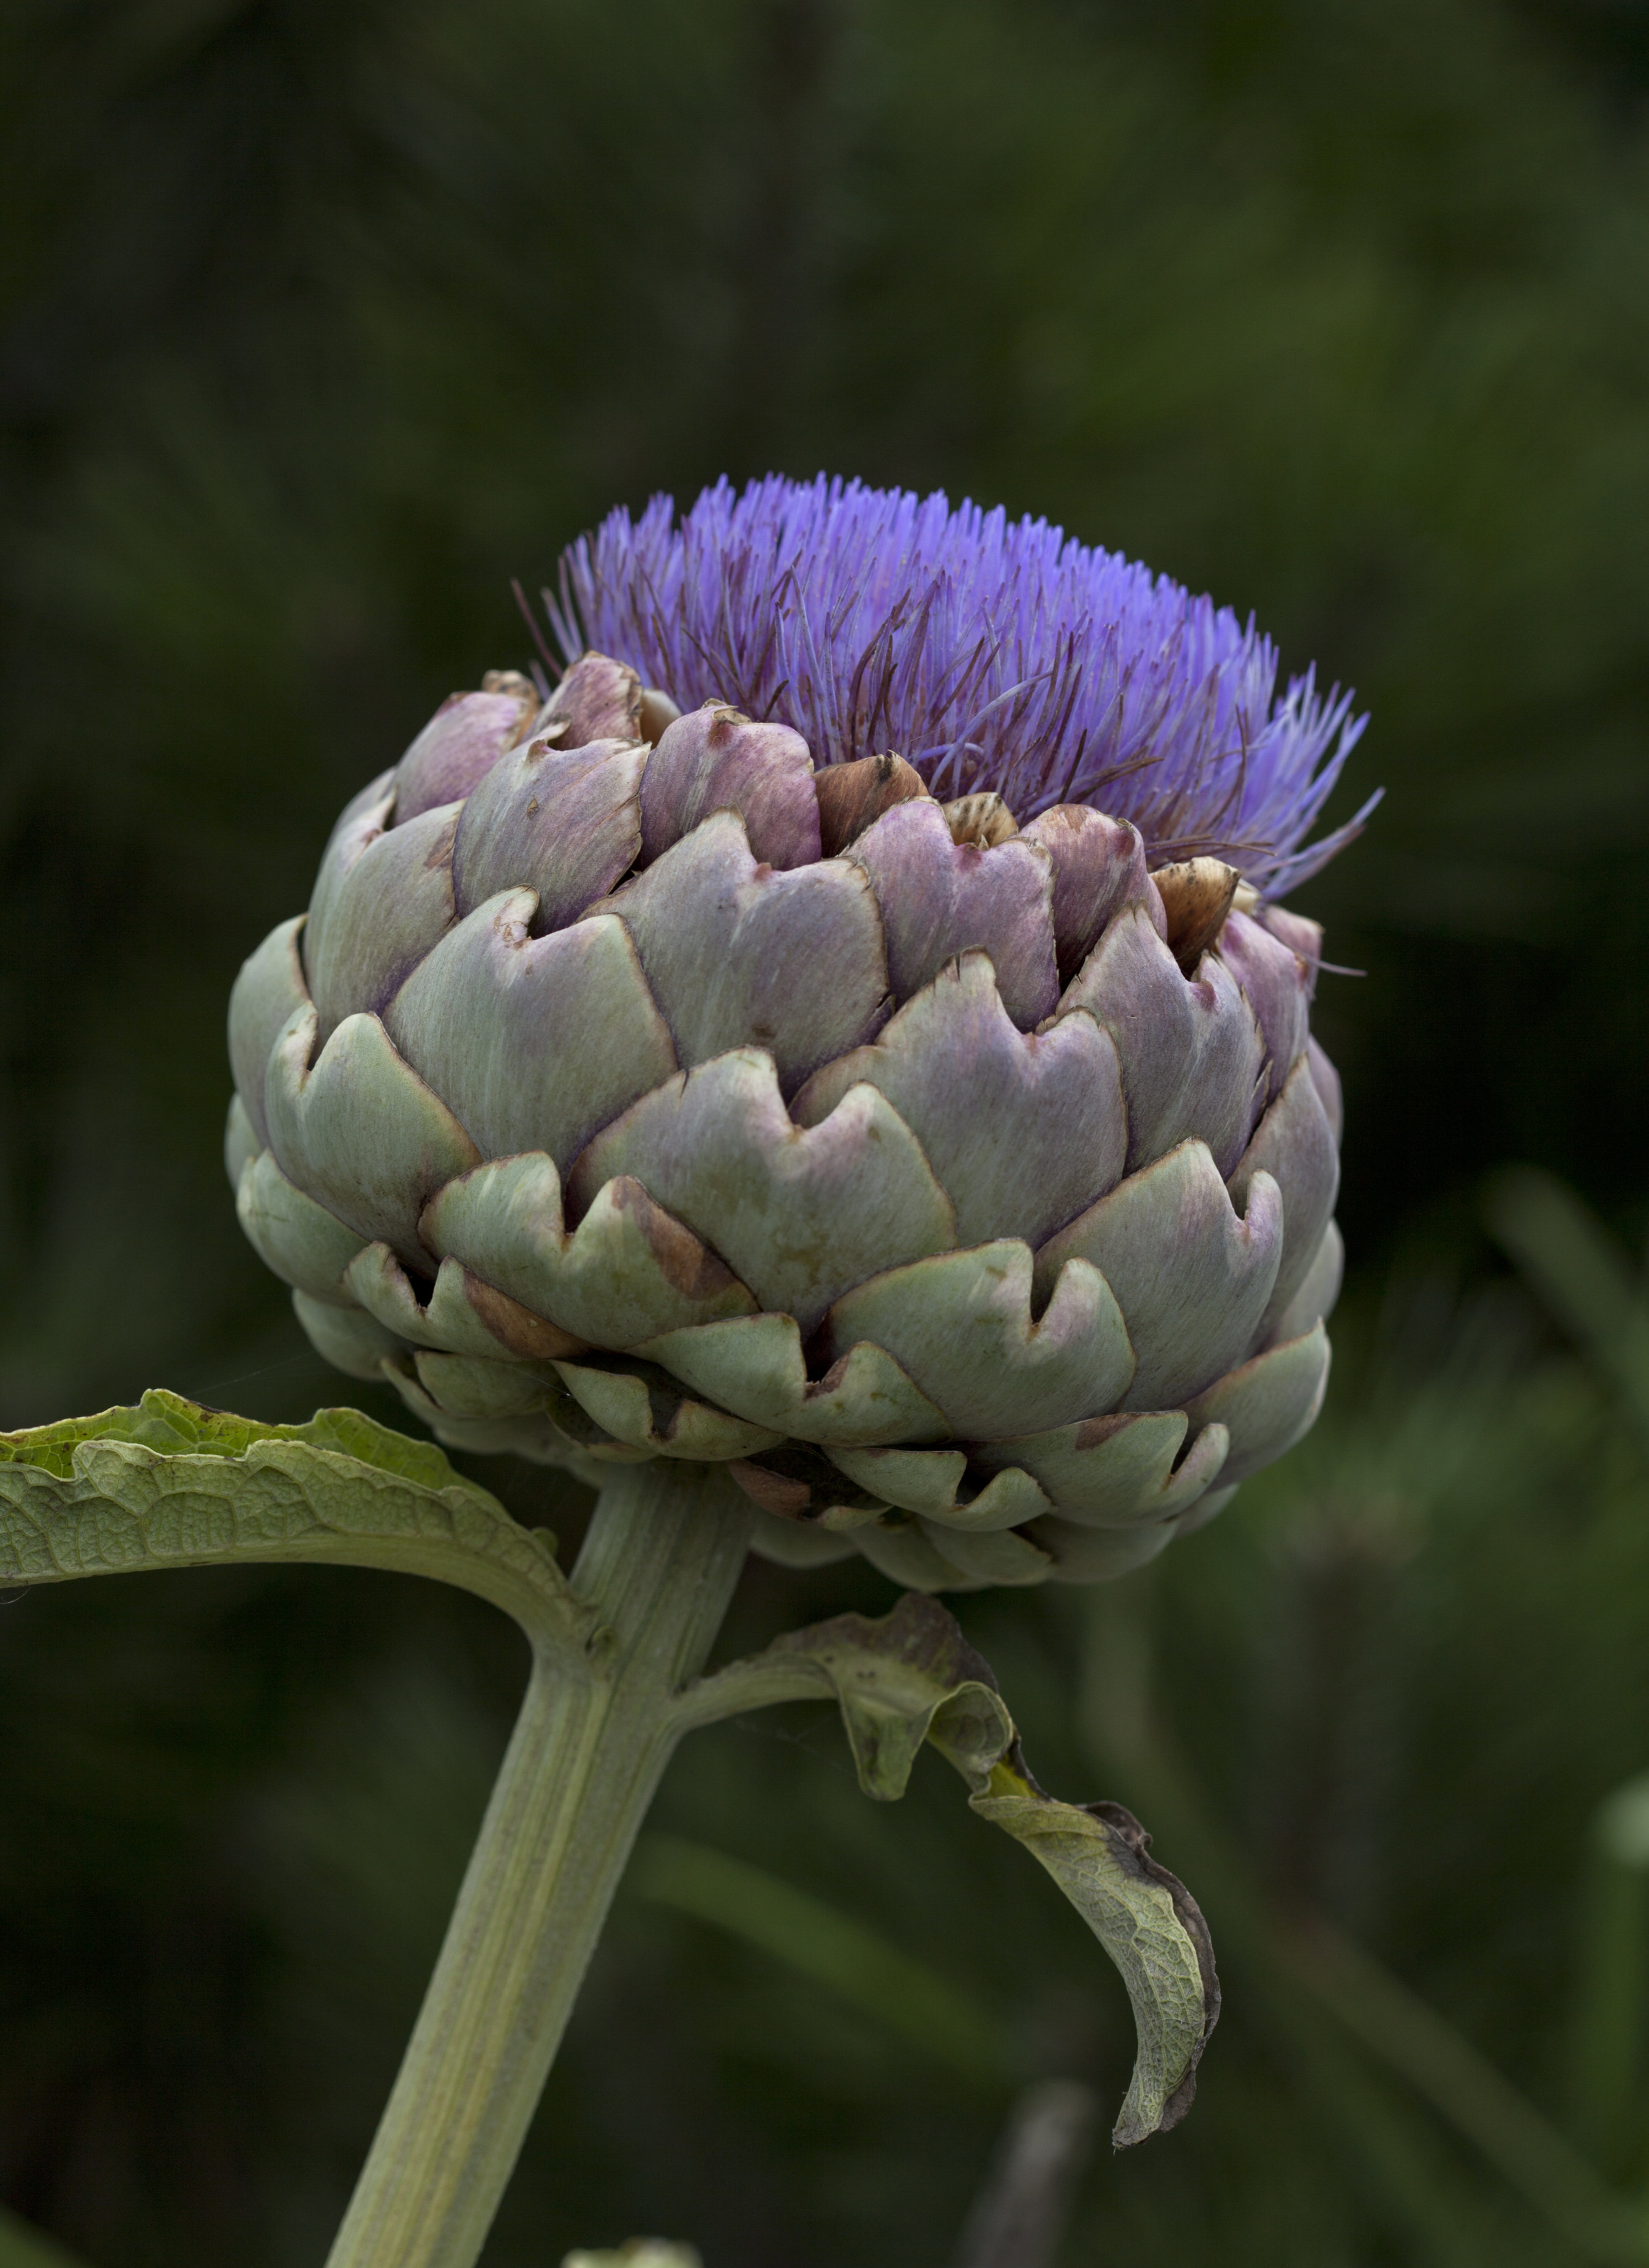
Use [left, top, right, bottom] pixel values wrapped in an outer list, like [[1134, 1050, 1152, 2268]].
[[728, 1458, 815, 1521], [608, 1176, 747, 1305], [1153, 856, 1240, 975], [943, 790, 1019, 849], [815, 752, 929, 856], [730, 1440, 891, 1524], [461, 1269, 587, 1361], [480, 670, 541, 749], [638, 687, 682, 745]]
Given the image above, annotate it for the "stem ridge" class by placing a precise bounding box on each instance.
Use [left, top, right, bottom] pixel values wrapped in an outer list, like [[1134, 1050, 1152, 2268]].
[[324, 1461, 753, 2268]]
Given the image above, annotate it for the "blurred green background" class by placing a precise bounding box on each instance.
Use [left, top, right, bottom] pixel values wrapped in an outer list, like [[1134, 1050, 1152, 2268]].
[[4, 0, 1649, 2261]]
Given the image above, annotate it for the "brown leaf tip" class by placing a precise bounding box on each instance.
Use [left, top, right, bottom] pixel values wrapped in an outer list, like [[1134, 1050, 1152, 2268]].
[[815, 752, 929, 856], [481, 670, 543, 748], [638, 687, 683, 745], [1086, 1797, 1222, 2131], [1152, 857, 1241, 975], [728, 1457, 814, 1521], [943, 791, 1020, 849], [728, 1440, 888, 1524]]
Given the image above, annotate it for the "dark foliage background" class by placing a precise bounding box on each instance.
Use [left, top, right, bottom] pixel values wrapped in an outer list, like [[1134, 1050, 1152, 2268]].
[[3, 1, 1649, 2262]]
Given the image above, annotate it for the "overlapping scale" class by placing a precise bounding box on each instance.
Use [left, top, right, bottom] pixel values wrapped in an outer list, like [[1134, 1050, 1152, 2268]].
[[847, 797, 1058, 1027], [1183, 1321, 1329, 1484], [820, 1244, 1133, 1440], [1019, 804, 1157, 981], [263, 1007, 480, 1264], [236, 1149, 364, 1301], [1270, 1219, 1343, 1346], [921, 1521, 1052, 1587], [294, 1291, 402, 1381], [421, 1155, 758, 1348], [452, 737, 645, 928], [1033, 1142, 1282, 1409], [224, 1095, 259, 1188], [824, 1446, 1051, 1529], [553, 1357, 784, 1462], [1028, 1517, 1179, 1586], [345, 1242, 586, 1362], [791, 953, 1125, 1248], [1214, 909, 1311, 1112], [413, 1347, 560, 1422], [1307, 1035, 1343, 1143], [639, 704, 820, 868], [569, 1049, 957, 1336], [636, 1312, 948, 1446], [228, 915, 308, 1146], [394, 678, 538, 821], [1225, 1053, 1340, 1334], [600, 811, 888, 1092], [1060, 905, 1264, 1175], [225, 654, 1349, 1592], [306, 796, 460, 1042], [972, 1410, 1223, 1527], [537, 651, 643, 749], [382, 1359, 615, 1475], [385, 893, 677, 1168]]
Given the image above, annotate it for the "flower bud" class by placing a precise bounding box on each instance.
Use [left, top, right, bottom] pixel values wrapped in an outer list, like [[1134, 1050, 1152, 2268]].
[[227, 478, 1368, 1591]]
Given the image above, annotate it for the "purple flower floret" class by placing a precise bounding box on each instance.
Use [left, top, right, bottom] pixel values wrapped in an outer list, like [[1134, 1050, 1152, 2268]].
[[551, 474, 1376, 898]]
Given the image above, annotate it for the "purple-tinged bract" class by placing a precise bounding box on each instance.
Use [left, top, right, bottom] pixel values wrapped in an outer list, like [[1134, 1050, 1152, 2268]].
[[225, 477, 1365, 1597], [552, 475, 1376, 896]]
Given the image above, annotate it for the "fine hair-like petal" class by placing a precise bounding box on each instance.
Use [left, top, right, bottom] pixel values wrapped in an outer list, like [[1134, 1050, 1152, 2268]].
[[551, 475, 1376, 896]]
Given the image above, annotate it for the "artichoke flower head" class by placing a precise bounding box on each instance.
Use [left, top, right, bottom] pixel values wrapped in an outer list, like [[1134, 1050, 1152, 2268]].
[[227, 476, 1375, 1592]]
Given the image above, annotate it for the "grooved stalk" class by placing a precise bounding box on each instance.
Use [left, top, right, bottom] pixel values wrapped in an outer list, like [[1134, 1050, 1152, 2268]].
[[324, 1461, 753, 2268]]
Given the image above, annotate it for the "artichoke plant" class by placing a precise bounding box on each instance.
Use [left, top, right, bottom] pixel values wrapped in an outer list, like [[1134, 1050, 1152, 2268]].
[[228, 477, 1368, 1595], [2, 477, 1373, 2268]]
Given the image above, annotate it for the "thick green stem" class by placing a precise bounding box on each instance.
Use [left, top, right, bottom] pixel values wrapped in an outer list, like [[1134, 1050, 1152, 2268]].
[[323, 1459, 754, 2268]]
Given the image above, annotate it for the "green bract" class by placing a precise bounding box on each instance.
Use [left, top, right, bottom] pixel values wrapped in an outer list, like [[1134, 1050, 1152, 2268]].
[[227, 655, 1343, 1589]]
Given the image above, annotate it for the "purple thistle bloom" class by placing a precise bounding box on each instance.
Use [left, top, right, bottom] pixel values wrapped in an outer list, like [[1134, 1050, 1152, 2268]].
[[549, 474, 1377, 898]]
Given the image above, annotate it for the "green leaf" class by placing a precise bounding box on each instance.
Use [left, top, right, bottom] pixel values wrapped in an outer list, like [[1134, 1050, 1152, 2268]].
[[0, 1386, 459, 1484], [0, 1389, 587, 1647], [772, 1587, 1016, 1797], [763, 1592, 1219, 2144], [969, 1788, 1219, 2145]]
